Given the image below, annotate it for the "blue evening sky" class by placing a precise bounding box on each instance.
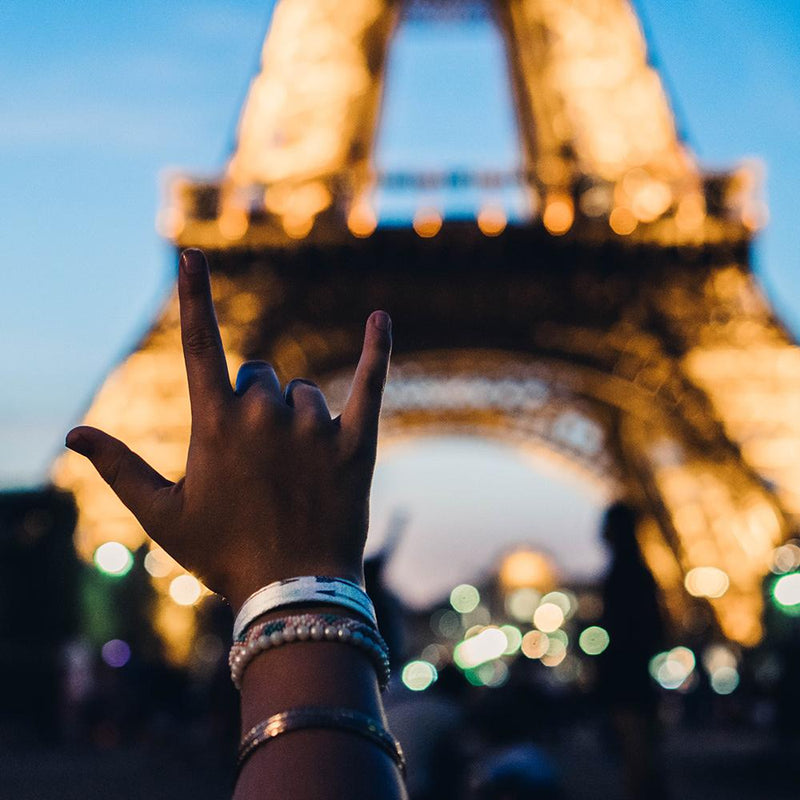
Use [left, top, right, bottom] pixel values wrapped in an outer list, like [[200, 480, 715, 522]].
[[1, 1, 798, 594]]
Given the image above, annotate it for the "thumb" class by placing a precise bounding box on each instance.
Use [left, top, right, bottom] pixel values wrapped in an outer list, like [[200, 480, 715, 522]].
[[66, 426, 174, 530]]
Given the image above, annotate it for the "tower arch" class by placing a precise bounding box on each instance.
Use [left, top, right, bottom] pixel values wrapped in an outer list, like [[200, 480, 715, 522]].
[[57, 0, 795, 658]]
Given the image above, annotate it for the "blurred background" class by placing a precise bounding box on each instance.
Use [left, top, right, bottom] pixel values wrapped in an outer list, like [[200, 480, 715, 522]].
[[2, 1, 800, 797]]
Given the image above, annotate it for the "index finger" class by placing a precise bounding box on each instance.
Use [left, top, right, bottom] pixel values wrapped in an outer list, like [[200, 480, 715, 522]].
[[341, 311, 392, 446], [178, 249, 232, 420]]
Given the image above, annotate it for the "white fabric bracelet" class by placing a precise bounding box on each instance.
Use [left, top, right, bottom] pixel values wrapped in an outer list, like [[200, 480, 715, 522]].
[[232, 576, 377, 640]]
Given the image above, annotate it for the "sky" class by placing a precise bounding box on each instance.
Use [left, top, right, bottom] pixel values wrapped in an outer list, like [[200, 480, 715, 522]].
[[1, 0, 799, 603]]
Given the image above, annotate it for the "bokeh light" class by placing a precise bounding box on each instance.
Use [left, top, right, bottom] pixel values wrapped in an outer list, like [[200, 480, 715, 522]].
[[540, 591, 574, 619], [649, 646, 696, 690], [413, 208, 442, 238], [542, 195, 574, 235], [541, 638, 567, 666], [477, 206, 507, 236], [101, 639, 131, 668], [710, 666, 740, 695], [500, 625, 523, 655], [521, 630, 549, 659], [402, 660, 438, 691], [194, 634, 224, 666], [450, 583, 480, 614], [685, 566, 730, 599], [505, 587, 541, 621], [473, 660, 509, 688], [420, 643, 450, 668], [499, 550, 556, 591], [533, 602, 565, 633], [578, 626, 610, 655], [771, 543, 800, 574], [347, 201, 377, 238], [169, 574, 202, 606], [773, 573, 800, 608], [143, 548, 173, 578], [609, 206, 637, 235], [93, 542, 133, 577], [454, 627, 508, 669], [431, 609, 462, 639], [702, 644, 737, 674]]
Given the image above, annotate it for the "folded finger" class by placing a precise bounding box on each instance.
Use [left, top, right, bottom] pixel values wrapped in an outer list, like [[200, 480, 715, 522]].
[[235, 361, 282, 397], [285, 378, 331, 421]]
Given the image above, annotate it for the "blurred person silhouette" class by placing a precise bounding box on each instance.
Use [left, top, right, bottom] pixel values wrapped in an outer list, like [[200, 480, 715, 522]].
[[385, 663, 466, 800], [596, 501, 668, 800], [364, 509, 408, 668], [468, 743, 563, 800]]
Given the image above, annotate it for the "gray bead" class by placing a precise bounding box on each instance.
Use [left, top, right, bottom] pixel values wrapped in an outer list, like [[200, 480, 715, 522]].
[[283, 626, 297, 642]]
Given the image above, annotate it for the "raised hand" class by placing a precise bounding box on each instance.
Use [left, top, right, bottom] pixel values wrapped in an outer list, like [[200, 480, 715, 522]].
[[66, 248, 392, 613]]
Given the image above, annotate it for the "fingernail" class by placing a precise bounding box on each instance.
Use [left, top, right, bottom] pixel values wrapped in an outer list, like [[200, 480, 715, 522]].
[[180, 248, 205, 274], [284, 378, 317, 406], [65, 429, 93, 457], [372, 311, 391, 332]]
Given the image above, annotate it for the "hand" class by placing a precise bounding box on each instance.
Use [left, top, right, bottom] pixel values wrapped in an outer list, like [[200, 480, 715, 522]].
[[66, 248, 392, 613]]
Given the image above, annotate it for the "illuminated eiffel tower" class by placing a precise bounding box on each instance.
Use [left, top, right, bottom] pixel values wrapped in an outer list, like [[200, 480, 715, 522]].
[[56, 0, 800, 658]]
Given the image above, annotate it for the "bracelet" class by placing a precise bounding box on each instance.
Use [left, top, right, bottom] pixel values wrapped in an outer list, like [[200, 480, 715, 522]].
[[229, 613, 391, 691], [233, 576, 377, 640], [237, 707, 406, 777]]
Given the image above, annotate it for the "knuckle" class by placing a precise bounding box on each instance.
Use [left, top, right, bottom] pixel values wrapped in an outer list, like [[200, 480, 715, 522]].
[[102, 446, 128, 490], [182, 326, 219, 357], [242, 391, 279, 426], [295, 411, 328, 437]]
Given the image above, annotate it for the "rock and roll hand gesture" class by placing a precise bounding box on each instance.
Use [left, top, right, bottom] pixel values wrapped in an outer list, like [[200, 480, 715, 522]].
[[66, 248, 392, 614]]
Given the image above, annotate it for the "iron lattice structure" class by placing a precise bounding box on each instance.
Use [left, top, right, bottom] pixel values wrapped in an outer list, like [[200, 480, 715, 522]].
[[56, 0, 799, 657]]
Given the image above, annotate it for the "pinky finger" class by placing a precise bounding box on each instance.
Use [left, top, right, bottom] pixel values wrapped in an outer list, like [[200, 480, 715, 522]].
[[341, 311, 392, 447]]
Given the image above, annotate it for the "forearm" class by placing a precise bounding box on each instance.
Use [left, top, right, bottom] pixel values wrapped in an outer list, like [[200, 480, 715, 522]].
[[234, 606, 408, 800], [68, 251, 400, 799]]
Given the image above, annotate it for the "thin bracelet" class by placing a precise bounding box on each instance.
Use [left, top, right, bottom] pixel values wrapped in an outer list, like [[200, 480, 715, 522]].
[[229, 613, 391, 691], [233, 576, 377, 640], [237, 707, 406, 777]]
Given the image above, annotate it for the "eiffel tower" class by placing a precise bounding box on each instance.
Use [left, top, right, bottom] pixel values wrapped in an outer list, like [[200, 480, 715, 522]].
[[55, 0, 800, 659]]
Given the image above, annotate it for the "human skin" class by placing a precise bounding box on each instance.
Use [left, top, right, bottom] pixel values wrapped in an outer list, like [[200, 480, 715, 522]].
[[66, 248, 407, 800]]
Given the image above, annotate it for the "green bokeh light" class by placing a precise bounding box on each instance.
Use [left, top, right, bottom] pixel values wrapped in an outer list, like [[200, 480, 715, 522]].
[[93, 541, 133, 578], [450, 583, 480, 614], [578, 626, 610, 656], [773, 573, 800, 612], [401, 660, 438, 691]]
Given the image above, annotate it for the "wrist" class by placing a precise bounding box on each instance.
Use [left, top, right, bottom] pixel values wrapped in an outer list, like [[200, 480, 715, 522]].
[[225, 564, 365, 617]]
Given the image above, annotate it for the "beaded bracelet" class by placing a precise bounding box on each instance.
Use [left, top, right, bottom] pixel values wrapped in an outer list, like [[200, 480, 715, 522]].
[[233, 576, 377, 640], [237, 706, 406, 777], [229, 613, 391, 691]]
